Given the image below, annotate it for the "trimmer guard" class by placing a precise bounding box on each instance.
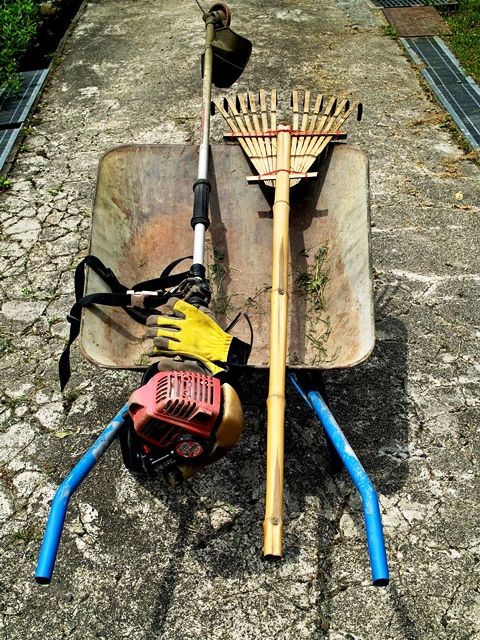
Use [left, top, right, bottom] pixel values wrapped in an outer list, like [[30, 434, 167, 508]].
[[80, 143, 374, 370]]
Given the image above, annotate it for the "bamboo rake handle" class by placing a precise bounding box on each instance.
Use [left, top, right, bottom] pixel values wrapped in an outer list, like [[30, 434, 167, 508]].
[[264, 125, 291, 559]]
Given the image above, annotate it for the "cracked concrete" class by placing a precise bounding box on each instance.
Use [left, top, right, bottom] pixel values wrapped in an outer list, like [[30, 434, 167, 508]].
[[1, 0, 480, 638]]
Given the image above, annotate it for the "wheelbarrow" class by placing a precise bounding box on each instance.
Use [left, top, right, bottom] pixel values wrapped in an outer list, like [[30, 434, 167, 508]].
[[35, 3, 388, 587]]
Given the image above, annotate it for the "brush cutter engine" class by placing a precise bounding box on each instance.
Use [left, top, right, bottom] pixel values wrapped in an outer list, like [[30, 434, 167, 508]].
[[128, 370, 221, 459]]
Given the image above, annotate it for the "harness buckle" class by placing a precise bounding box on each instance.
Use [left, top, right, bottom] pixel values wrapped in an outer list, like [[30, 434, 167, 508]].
[[127, 290, 158, 309]]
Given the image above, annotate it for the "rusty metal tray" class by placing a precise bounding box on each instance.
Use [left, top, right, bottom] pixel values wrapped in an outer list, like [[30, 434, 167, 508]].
[[80, 143, 374, 370]]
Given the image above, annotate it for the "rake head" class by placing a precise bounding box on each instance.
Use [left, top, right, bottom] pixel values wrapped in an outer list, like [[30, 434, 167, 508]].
[[213, 90, 362, 186]]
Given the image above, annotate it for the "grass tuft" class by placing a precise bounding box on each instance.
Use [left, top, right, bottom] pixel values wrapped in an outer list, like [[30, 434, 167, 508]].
[[382, 24, 398, 39], [295, 246, 329, 312]]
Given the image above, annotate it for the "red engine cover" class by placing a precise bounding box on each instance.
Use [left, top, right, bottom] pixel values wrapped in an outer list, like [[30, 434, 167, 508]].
[[128, 371, 221, 452]]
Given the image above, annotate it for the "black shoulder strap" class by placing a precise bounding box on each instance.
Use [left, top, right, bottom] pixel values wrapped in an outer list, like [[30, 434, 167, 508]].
[[59, 256, 191, 390]]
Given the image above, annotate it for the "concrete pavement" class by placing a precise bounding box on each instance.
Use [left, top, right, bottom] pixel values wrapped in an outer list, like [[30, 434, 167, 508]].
[[1, 0, 480, 638]]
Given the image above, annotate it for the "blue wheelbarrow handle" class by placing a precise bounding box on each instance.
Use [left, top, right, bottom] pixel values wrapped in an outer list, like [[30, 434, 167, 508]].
[[289, 375, 389, 586], [35, 404, 129, 584]]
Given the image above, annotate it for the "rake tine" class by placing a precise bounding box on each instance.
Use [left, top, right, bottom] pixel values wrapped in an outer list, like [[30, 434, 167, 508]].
[[248, 91, 270, 178], [295, 93, 322, 167], [300, 97, 346, 174], [213, 98, 253, 169], [225, 96, 260, 170], [292, 91, 311, 174], [270, 89, 277, 131], [301, 91, 311, 131], [310, 101, 361, 160], [259, 89, 274, 175], [334, 100, 358, 130], [318, 96, 338, 131], [331, 98, 348, 124], [248, 90, 261, 130], [291, 90, 299, 131], [213, 97, 239, 136], [299, 96, 338, 173], [237, 93, 268, 177], [225, 96, 251, 142], [290, 90, 300, 173], [308, 93, 323, 131], [304, 99, 348, 170], [270, 90, 277, 174], [311, 100, 348, 161]]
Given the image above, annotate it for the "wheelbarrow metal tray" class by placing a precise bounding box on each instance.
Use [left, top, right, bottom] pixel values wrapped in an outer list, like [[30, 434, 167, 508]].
[[80, 143, 374, 370]]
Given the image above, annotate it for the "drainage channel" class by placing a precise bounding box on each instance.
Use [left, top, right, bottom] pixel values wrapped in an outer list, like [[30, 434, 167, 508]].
[[0, 0, 87, 173], [402, 36, 480, 149], [0, 70, 49, 170]]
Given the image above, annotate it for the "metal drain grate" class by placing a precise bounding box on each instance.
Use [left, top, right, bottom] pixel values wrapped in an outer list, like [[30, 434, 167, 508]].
[[0, 70, 48, 128], [0, 128, 22, 170], [402, 37, 480, 149], [373, 0, 456, 7], [0, 69, 48, 170]]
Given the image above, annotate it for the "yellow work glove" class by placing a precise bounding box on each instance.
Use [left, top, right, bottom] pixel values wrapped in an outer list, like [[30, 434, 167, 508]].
[[146, 299, 233, 376]]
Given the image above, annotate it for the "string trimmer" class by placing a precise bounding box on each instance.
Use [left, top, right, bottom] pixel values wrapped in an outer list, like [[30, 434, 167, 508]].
[[35, 2, 252, 584]]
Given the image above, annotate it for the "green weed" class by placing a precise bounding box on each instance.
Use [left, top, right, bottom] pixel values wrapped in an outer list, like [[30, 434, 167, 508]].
[[14, 524, 41, 543], [295, 246, 329, 312], [1, 396, 25, 410], [382, 24, 398, 39], [0, 337, 14, 353], [22, 288, 59, 301], [0, 177, 12, 191], [206, 244, 235, 319], [306, 317, 335, 366], [0, 0, 39, 93], [63, 388, 80, 402]]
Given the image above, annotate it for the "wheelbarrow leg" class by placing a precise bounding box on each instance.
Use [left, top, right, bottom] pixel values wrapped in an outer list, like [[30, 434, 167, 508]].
[[289, 373, 389, 586], [289, 372, 343, 471]]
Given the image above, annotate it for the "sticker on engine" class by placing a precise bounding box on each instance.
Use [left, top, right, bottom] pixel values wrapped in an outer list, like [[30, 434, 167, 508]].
[[175, 440, 204, 458]]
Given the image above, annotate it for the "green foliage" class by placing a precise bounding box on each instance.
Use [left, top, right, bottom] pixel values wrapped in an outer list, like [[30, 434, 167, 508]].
[[0, 176, 12, 190], [0, 0, 39, 93], [382, 24, 398, 39], [441, 0, 480, 85]]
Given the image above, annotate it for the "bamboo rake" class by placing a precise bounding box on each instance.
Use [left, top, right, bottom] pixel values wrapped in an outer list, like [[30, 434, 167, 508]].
[[215, 90, 362, 558]]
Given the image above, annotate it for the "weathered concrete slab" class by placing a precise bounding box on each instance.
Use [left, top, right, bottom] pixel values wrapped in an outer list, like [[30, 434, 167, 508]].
[[1, 0, 480, 639]]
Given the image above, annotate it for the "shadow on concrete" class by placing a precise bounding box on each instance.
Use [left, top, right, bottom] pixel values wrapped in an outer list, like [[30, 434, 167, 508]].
[[134, 295, 414, 637]]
